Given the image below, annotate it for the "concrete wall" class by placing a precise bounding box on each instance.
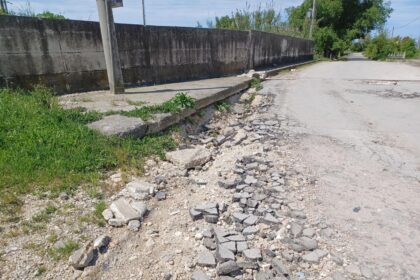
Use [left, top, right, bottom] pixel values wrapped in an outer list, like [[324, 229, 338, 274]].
[[0, 16, 313, 94]]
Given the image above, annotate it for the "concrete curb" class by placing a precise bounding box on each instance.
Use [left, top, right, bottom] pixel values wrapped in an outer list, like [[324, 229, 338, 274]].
[[88, 60, 316, 139], [264, 60, 319, 78]]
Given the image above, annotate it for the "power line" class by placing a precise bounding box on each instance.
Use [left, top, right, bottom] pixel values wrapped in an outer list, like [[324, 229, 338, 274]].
[[395, 15, 420, 30]]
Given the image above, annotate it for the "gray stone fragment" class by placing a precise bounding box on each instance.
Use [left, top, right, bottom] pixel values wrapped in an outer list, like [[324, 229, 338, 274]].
[[204, 215, 219, 224], [126, 180, 155, 196], [243, 248, 262, 261], [232, 212, 249, 223], [236, 241, 248, 253], [290, 223, 303, 237], [93, 235, 111, 250], [68, 242, 95, 270], [262, 213, 280, 225], [203, 237, 216, 250], [192, 270, 210, 280], [221, 241, 236, 253], [272, 258, 289, 276], [298, 237, 318, 251], [281, 251, 293, 262], [155, 191, 166, 200], [101, 209, 113, 221], [243, 226, 258, 236], [302, 228, 316, 237], [216, 244, 235, 262], [128, 220, 141, 231], [243, 215, 258, 226], [108, 218, 125, 227], [88, 115, 147, 137], [197, 249, 216, 267], [190, 208, 203, 221], [288, 210, 306, 219], [314, 249, 328, 259], [109, 198, 142, 223], [302, 251, 320, 263], [217, 261, 241, 275], [166, 147, 211, 169], [244, 175, 257, 185], [130, 201, 148, 218]]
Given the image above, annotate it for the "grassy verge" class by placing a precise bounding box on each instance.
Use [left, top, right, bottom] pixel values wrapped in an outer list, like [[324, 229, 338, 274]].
[[0, 87, 177, 222]]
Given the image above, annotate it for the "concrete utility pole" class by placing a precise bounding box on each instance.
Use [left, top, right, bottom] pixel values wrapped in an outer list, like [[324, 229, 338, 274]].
[[0, 0, 8, 12], [96, 0, 125, 94], [309, 0, 316, 39], [142, 0, 146, 26]]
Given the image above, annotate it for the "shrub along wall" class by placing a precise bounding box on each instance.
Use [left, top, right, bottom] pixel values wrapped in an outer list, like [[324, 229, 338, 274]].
[[0, 16, 313, 94]]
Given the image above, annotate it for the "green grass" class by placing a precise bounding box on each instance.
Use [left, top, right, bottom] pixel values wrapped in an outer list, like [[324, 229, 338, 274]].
[[48, 240, 80, 261], [122, 92, 196, 120], [215, 102, 231, 112], [0, 87, 177, 222], [249, 78, 263, 91]]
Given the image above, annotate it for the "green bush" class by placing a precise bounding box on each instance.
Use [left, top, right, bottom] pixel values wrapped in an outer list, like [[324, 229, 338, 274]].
[[365, 33, 419, 60]]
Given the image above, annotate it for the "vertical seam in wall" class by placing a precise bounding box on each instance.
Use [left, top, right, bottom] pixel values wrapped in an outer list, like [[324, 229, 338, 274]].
[[57, 24, 69, 74]]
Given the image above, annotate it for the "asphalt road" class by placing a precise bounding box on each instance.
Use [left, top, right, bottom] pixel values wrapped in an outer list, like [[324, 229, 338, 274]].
[[267, 53, 420, 279]]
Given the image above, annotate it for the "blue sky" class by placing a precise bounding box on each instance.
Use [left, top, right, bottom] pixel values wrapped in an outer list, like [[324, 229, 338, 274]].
[[6, 0, 420, 38]]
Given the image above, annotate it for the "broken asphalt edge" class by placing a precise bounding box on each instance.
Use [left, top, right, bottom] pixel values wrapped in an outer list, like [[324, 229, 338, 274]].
[[88, 60, 316, 139]]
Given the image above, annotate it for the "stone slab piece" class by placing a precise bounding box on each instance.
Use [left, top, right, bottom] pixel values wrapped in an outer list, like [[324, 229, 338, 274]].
[[243, 248, 262, 261], [236, 241, 248, 253], [217, 260, 241, 276], [302, 251, 320, 263], [221, 241, 236, 253], [204, 214, 219, 224], [166, 147, 211, 169], [197, 249, 216, 268], [110, 198, 142, 223], [192, 270, 210, 280], [190, 208, 203, 221], [130, 201, 148, 219], [243, 226, 258, 236], [88, 115, 147, 138], [243, 215, 258, 226], [68, 241, 95, 270], [261, 213, 280, 225], [232, 212, 249, 223], [298, 237, 318, 251], [93, 235, 111, 250], [126, 180, 155, 195], [216, 244, 235, 262]]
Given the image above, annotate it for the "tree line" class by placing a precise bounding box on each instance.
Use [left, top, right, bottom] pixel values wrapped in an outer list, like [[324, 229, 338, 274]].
[[199, 0, 419, 60]]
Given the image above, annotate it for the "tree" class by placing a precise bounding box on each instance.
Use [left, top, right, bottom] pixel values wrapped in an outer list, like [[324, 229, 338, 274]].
[[288, 0, 393, 57]]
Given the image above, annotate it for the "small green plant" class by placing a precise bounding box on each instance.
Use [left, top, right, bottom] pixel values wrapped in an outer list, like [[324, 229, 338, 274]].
[[215, 102, 231, 112], [34, 266, 46, 277], [250, 78, 263, 91], [49, 241, 79, 261], [127, 100, 146, 106], [31, 205, 58, 223], [122, 92, 196, 120]]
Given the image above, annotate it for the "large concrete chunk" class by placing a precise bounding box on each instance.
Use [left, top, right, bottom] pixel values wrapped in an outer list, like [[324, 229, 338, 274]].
[[110, 198, 142, 223], [68, 241, 95, 270], [88, 115, 147, 138], [166, 147, 211, 169]]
